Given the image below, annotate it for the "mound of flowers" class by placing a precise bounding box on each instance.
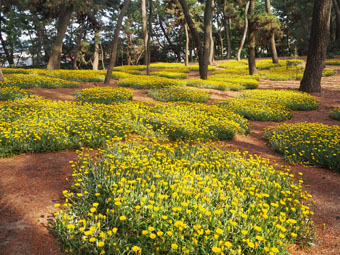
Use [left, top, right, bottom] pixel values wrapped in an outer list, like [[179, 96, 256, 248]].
[[264, 122, 340, 172], [218, 98, 292, 121], [44, 70, 106, 82], [325, 59, 340, 66], [188, 64, 216, 71], [148, 87, 210, 103], [151, 71, 188, 79], [0, 87, 29, 100], [329, 107, 340, 120], [187, 79, 244, 91], [74, 87, 133, 104], [52, 139, 314, 255], [0, 73, 79, 89], [0, 99, 248, 157], [118, 75, 186, 89], [239, 90, 319, 111]]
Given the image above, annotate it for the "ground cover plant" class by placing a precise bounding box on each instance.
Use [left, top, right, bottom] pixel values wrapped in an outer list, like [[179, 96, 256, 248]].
[[74, 87, 133, 104], [150, 71, 188, 79], [264, 122, 340, 172], [111, 71, 135, 80], [118, 75, 186, 89], [239, 90, 320, 111], [218, 98, 292, 121], [52, 139, 314, 255], [0, 87, 29, 100], [148, 87, 210, 103], [188, 64, 216, 71], [0, 73, 79, 89], [329, 107, 340, 120], [187, 79, 244, 91], [0, 99, 248, 157], [325, 59, 340, 66]]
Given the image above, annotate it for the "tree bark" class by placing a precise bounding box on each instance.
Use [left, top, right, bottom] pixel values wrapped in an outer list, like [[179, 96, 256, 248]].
[[300, 0, 332, 93], [237, 1, 250, 61], [333, 0, 340, 40], [147, 0, 152, 74], [47, 4, 74, 70], [208, 4, 215, 66], [104, 0, 131, 84], [73, 22, 86, 70], [265, 0, 279, 63], [93, 29, 100, 70], [0, 67, 4, 81], [141, 0, 149, 71], [223, 0, 232, 59], [184, 23, 189, 66], [248, 0, 257, 75]]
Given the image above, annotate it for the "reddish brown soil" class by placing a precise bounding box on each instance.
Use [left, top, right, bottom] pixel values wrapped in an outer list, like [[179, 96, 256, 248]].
[[1, 63, 340, 254]]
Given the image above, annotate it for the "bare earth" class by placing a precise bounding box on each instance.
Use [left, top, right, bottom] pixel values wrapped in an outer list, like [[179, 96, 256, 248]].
[[0, 65, 340, 255]]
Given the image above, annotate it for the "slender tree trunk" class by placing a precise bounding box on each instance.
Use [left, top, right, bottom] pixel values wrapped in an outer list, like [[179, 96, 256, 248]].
[[203, 0, 214, 77], [237, 1, 250, 61], [141, 0, 149, 72], [248, 0, 257, 75], [47, 4, 74, 70], [93, 30, 100, 70], [0, 67, 4, 81], [218, 25, 224, 57], [104, 0, 131, 84], [147, 0, 152, 74], [73, 22, 86, 70], [223, 0, 232, 59], [185, 23, 189, 66], [265, 0, 279, 63], [100, 44, 105, 70], [208, 0, 215, 65], [333, 0, 340, 39], [300, 0, 332, 93]]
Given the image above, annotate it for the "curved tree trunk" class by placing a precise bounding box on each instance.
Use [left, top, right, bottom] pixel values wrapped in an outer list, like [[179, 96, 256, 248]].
[[237, 1, 250, 61], [104, 0, 132, 84], [47, 4, 74, 70], [184, 23, 189, 66], [265, 0, 279, 63], [248, 0, 257, 75], [300, 0, 332, 93], [93, 30, 100, 70]]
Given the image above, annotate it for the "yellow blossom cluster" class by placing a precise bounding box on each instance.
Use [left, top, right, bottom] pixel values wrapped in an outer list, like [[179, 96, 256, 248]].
[[0, 87, 29, 100], [148, 87, 210, 103], [52, 140, 314, 254], [151, 71, 188, 79], [264, 122, 340, 171], [118, 75, 186, 89], [74, 87, 133, 104], [325, 59, 340, 66]]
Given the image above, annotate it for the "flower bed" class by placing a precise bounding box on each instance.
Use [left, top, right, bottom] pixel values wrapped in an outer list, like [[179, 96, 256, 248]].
[[264, 122, 340, 171], [74, 87, 133, 104], [239, 90, 319, 111], [118, 75, 186, 89], [187, 79, 244, 91], [218, 98, 292, 121], [148, 87, 210, 103], [325, 59, 340, 66], [52, 140, 314, 255], [151, 71, 188, 79], [329, 107, 340, 120], [0, 87, 29, 100]]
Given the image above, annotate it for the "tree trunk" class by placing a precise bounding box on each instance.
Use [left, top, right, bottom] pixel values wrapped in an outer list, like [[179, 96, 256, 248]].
[[147, 0, 152, 74], [185, 23, 189, 66], [300, 0, 332, 93], [0, 67, 4, 81], [73, 22, 86, 70], [265, 0, 279, 63], [237, 1, 250, 61], [141, 0, 149, 72], [208, 12, 215, 66], [47, 4, 74, 70], [203, 0, 214, 78], [104, 0, 131, 84], [223, 0, 232, 59], [100, 44, 105, 70], [93, 30, 100, 70], [248, 0, 257, 75], [333, 0, 340, 40]]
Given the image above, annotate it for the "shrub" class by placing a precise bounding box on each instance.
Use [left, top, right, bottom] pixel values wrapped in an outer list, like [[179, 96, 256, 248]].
[[239, 90, 320, 111], [151, 71, 188, 79], [329, 107, 340, 120], [148, 87, 210, 103], [52, 140, 314, 255], [264, 122, 340, 172], [118, 75, 186, 89], [187, 79, 244, 91], [0, 74, 79, 89], [74, 87, 133, 104], [0, 87, 28, 100], [218, 98, 292, 121]]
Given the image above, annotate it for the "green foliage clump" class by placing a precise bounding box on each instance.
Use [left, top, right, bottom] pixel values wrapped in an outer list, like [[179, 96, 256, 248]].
[[148, 87, 210, 103], [264, 122, 340, 172], [218, 98, 292, 122], [329, 107, 340, 120], [151, 71, 188, 79], [239, 90, 320, 111], [52, 139, 314, 255], [74, 87, 133, 104], [118, 75, 186, 89], [187, 79, 244, 91]]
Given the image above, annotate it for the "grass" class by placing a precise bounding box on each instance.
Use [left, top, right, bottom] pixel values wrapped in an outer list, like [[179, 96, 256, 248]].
[[52, 139, 314, 255], [148, 87, 210, 103], [264, 122, 340, 172], [74, 87, 133, 104]]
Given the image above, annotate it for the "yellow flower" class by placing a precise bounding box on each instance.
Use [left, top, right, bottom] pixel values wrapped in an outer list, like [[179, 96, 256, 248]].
[[132, 246, 140, 252], [212, 246, 221, 253], [171, 244, 178, 250], [120, 216, 127, 221], [97, 241, 104, 247], [150, 233, 156, 239]]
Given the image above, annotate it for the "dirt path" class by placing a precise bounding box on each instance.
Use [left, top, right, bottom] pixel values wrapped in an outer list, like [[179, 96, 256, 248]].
[[0, 65, 340, 254]]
